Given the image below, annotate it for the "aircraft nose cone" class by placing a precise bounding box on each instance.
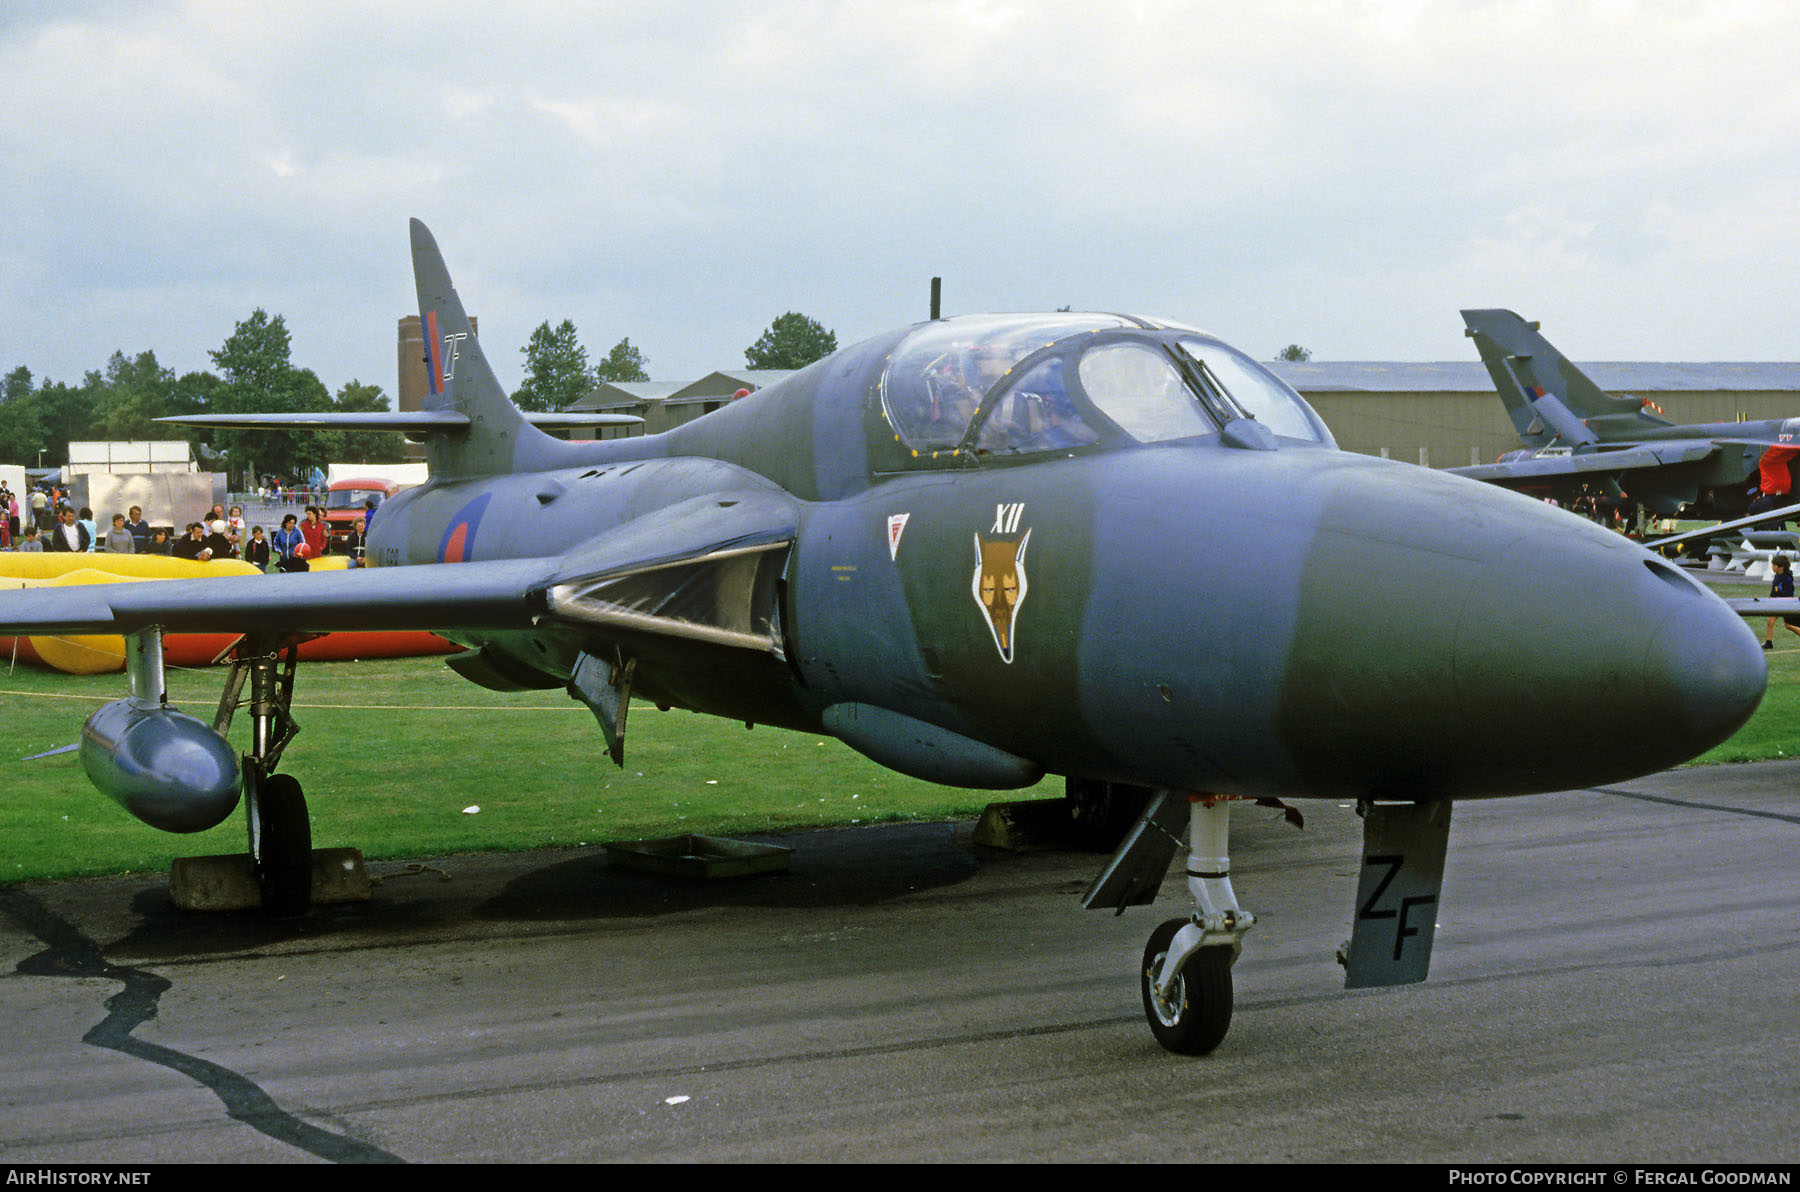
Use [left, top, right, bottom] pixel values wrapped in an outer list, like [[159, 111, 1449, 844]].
[[1275, 468, 1765, 797], [1642, 571, 1768, 749], [1449, 544, 1766, 791]]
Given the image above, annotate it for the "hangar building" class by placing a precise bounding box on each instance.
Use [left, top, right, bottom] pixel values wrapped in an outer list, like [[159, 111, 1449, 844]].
[[563, 370, 794, 438], [1274, 360, 1800, 468]]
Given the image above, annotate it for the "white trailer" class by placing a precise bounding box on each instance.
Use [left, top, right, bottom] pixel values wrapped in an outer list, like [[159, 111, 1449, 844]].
[[326, 462, 427, 488], [73, 473, 223, 532], [66, 441, 197, 475]]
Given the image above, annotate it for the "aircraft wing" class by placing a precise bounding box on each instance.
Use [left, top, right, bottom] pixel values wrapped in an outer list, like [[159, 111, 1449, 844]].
[[0, 491, 800, 652], [162, 411, 640, 432], [0, 558, 557, 636], [1449, 441, 1720, 485], [1643, 501, 1800, 552], [1724, 596, 1800, 620]]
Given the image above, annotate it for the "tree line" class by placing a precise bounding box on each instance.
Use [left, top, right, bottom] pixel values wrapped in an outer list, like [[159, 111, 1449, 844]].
[[2, 307, 842, 476], [511, 312, 837, 412], [0, 309, 399, 481]]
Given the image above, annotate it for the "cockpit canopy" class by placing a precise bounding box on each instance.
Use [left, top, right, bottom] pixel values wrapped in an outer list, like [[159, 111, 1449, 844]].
[[877, 314, 1333, 467]]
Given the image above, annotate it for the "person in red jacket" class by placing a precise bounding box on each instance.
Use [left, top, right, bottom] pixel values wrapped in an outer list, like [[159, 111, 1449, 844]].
[[299, 505, 328, 560]]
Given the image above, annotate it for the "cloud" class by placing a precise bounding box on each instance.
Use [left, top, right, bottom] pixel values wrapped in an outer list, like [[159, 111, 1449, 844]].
[[3, 1, 1799, 395]]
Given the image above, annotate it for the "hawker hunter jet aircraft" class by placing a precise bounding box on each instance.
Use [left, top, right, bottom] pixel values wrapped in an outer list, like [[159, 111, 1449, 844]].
[[1452, 308, 1800, 522], [0, 224, 1767, 1056]]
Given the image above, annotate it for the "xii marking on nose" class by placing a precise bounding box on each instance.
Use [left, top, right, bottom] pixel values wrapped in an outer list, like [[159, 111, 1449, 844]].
[[992, 502, 1025, 534]]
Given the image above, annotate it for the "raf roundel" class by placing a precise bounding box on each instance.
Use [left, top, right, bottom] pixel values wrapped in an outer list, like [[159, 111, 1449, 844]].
[[438, 492, 493, 563]]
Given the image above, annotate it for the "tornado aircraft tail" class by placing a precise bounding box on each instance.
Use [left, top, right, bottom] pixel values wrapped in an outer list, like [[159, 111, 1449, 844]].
[[1461, 308, 1669, 449]]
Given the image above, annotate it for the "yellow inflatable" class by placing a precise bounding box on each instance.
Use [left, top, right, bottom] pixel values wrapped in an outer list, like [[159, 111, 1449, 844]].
[[28, 570, 151, 674], [4, 555, 330, 672], [0, 554, 262, 580], [0, 553, 452, 674]]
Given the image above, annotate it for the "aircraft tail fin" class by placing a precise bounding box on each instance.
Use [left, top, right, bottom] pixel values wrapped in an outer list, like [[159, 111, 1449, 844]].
[[411, 219, 575, 479], [161, 225, 638, 453], [1461, 309, 1664, 447]]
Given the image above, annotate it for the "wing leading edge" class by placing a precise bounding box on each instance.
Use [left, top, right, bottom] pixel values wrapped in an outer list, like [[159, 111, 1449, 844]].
[[0, 493, 801, 649], [0, 559, 558, 636], [161, 411, 640, 432], [1726, 596, 1800, 620]]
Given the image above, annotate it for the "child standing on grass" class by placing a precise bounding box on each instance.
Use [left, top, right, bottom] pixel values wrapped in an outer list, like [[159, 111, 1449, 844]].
[[1765, 555, 1800, 650]]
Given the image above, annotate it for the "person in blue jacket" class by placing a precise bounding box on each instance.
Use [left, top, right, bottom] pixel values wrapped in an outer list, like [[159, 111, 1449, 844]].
[[1764, 555, 1800, 649], [272, 513, 308, 572]]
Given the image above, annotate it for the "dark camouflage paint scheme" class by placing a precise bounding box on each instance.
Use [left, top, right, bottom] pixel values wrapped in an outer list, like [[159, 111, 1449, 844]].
[[362, 224, 1763, 802]]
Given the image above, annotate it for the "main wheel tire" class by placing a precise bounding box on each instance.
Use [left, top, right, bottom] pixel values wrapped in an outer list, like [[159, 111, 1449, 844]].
[[252, 772, 312, 917], [1140, 918, 1233, 1055]]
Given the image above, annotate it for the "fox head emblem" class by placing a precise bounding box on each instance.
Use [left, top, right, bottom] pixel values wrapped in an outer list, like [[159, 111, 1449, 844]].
[[972, 529, 1030, 662]]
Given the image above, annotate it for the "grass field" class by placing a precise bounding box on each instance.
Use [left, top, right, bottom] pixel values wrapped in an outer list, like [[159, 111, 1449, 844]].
[[0, 652, 1040, 885], [4, 606, 1798, 886]]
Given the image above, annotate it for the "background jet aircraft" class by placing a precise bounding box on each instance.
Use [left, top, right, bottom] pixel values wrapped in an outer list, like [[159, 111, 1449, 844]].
[[0, 225, 1767, 1056], [1451, 308, 1800, 522]]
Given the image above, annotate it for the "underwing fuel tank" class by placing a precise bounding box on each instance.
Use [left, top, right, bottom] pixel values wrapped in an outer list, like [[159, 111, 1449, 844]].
[[79, 698, 241, 833]]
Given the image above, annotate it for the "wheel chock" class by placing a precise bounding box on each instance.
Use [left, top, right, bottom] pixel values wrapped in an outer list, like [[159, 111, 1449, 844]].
[[973, 798, 1071, 851], [169, 848, 370, 912]]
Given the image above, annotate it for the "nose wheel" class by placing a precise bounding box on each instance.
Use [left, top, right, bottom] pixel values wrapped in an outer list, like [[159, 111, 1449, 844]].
[[1086, 793, 1253, 1055], [1141, 919, 1234, 1055]]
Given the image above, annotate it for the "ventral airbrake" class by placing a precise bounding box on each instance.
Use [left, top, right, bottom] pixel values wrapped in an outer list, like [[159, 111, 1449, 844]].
[[0, 224, 1766, 1055]]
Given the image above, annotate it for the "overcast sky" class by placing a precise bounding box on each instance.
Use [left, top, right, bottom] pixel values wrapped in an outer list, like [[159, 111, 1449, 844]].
[[4, 1, 1798, 404]]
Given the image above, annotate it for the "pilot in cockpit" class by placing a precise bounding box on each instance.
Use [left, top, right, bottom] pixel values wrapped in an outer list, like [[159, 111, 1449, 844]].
[[978, 356, 1097, 454], [923, 350, 982, 441]]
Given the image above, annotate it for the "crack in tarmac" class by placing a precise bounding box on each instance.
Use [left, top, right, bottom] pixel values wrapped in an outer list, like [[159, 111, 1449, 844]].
[[0, 888, 405, 1164]]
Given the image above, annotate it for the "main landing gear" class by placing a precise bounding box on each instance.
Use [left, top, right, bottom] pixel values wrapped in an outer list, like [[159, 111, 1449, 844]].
[[215, 636, 313, 916], [1085, 793, 1254, 1056]]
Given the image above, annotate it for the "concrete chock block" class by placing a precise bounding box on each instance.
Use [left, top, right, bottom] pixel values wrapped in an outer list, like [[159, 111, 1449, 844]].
[[169, 848, 371, 912], [973, 798, 1072, 852]]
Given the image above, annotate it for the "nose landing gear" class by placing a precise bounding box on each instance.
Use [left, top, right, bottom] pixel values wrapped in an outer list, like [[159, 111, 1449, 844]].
[[1085, 793, 1255, 1055]]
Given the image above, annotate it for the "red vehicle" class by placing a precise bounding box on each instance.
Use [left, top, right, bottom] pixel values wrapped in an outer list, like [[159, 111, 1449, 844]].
[[323, 478, 400, 551]]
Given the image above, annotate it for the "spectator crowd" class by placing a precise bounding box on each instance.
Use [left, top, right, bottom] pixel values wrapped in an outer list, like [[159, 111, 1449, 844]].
[[0, 481, 369, 569]]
